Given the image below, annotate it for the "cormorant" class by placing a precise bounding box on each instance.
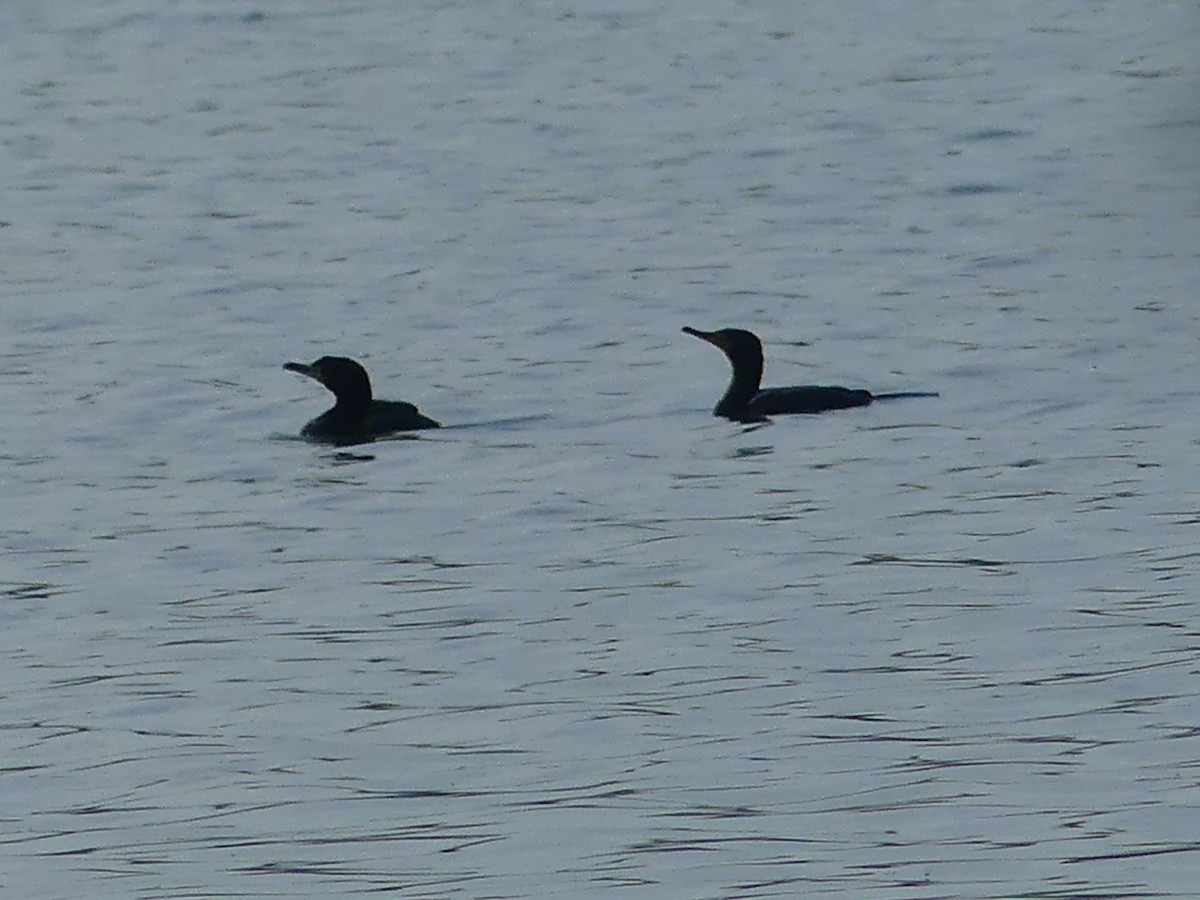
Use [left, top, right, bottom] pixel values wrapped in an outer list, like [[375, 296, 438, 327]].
[[682, 327, 936, 423], [284, 356, 440, 445]]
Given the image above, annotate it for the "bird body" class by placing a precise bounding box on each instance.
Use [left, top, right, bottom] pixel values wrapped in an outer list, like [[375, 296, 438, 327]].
[[742, 384, 873, 418], [284, 356, 440, 445]]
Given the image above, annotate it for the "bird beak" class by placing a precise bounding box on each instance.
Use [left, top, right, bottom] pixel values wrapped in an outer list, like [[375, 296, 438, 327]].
[[681, 326, 726, 351], [284, 361, 322, 384]]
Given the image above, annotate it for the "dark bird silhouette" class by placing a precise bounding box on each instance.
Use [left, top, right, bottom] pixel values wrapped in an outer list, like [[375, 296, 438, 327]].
[[682, 327, 937, 423], [284, 356, 440, 445]]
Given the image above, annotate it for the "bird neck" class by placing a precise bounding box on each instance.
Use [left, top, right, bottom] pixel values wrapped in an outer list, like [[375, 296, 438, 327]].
[[714, 352, 763, 417], [330, 392, 372, 417]]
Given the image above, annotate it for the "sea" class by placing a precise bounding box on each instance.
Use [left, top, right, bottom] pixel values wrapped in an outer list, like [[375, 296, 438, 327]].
[[3, 1, 1199, 897]]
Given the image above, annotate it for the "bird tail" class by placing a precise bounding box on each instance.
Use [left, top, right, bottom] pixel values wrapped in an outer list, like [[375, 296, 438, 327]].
[[873, 391, 939, 401]]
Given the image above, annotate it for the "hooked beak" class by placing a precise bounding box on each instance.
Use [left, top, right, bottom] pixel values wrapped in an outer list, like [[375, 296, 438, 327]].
[[681, 326, 727, 352], [284, 361, 322, 384]]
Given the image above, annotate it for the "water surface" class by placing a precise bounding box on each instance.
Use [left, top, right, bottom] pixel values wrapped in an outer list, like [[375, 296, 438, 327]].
[[3, 1, 1200, 897]]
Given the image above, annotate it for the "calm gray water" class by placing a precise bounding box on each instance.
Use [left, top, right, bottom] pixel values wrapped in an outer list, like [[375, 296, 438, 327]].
[[3, 1, 1199, 897]]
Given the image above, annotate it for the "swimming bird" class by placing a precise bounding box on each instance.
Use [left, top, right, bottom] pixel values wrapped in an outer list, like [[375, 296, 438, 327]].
[[682, 327, 936, 423], [284, 355, 440, 445]]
